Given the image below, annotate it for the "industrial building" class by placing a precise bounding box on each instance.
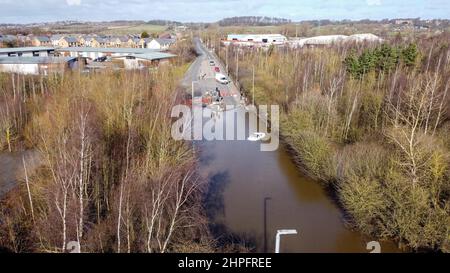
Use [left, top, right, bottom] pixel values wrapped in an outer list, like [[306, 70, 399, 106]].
[[56, 47, 165, 59], [0, 56, 77, 75], [289, 33, 383, 48], [0, 47, 55, 57], [224, 34, 288, 47], [0, 44, 176, 73], [112, 52, 176, 69], [57, 47, 176, 70]]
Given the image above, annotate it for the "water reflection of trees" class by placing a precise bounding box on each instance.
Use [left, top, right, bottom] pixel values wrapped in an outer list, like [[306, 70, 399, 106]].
[[197, 143, 216, 167], [203, 171, 257, 252]]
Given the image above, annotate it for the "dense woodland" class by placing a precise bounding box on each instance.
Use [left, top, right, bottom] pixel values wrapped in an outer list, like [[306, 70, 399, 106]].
[[1, 26, 450, 253], [209, 32, 450, 252], [0, 40, 229, 253]]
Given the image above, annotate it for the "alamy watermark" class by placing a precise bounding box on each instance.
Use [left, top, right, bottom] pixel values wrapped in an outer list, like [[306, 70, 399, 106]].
[[171, 99, 280, 152]]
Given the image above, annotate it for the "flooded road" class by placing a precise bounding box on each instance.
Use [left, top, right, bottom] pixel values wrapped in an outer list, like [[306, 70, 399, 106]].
[[199, 136, 399, 253], [189, 38, 399, 253]]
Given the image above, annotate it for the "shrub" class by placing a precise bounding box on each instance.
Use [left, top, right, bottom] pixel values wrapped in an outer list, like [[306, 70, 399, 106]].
[[286, 130, 335, 182], [384, 170, 449, 250], [336, 143, 392, 236]]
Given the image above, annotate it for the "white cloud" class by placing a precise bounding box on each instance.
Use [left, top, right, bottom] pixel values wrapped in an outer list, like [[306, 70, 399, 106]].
[[366, 0, 382, 6], [66, 0, 81, 6]]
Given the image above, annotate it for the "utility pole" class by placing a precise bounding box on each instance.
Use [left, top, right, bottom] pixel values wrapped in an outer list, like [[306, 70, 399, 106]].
[[252, 65, 255, 106], [192, 81, 198, 155], [263, 197, 271, 253], [225, 46, 229, 75], [192, 81, 196, 102], [236, 49, 239, 84]]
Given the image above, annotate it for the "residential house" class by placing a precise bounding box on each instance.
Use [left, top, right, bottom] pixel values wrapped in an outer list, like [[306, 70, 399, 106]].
[[50, 35, 64, 47], [147, 38, 175, 50], [91, 37, 108, 48], [175, 26, 188, 32], [32, 36, 52, 47], [108, 37, 119, 47], [127, 37, 140, 48], [59, 37, 80, 48], [79, 36, 94, 47], [110, 36, 128, 47], [138, 38, 152, 48], [159, 32, 176, 40], [0, 35, 17, 47]]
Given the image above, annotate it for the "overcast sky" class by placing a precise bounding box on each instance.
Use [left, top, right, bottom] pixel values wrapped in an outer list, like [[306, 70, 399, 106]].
[[0, 0, 449, 24]]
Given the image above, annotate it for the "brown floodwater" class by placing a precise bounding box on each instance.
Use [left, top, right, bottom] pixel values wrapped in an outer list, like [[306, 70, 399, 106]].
[[197, 110, 400, 253]]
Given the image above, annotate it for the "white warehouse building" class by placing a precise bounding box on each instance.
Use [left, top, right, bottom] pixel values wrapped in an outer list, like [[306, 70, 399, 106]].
[[289, 33, 383, 48], [0, 56, 77, 75], [0, 47, 55, 57], [224, 34, 287, 47]]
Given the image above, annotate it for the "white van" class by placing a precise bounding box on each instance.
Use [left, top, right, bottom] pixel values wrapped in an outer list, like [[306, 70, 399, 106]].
[[215, 73, 229, 84]]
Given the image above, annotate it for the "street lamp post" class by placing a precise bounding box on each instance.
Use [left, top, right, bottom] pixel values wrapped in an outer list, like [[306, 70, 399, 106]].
[[192, 81, 198, 101], [275, 229, 298, 253], [263, 197, 271, 253]]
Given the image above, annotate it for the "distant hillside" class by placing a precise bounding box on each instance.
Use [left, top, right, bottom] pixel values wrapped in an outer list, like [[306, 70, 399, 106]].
[[218, 16, 291, 26], [147, 20, 183, 26]]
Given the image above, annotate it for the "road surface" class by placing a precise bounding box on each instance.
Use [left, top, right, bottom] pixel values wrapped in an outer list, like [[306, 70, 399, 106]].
[[182, 38, 240, 106]]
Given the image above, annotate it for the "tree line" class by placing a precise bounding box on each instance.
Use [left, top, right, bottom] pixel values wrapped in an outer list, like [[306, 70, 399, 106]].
[[0, 40, 235, 253], [211, 32, 450, 252]]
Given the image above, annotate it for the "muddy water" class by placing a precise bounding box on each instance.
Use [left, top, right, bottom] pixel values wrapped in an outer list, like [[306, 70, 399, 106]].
[[198, 111, 399, 253]]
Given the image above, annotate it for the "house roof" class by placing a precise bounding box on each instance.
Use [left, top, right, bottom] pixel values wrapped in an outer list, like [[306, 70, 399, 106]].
[[35, 36, 51, 42], [56, 47, 162, 54], [63, 37, 79, 43], [92, 37, 108, 43], [80, 36, 94, 41], [50, 35, 64, 41], [0, 56, 76, 64], [0, 35, 17, 42], [154, 38, 176, 45], [0, 47, 55, 54]]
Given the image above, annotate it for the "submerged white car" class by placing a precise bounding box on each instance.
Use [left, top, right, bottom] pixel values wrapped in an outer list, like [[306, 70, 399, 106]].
[[248, 132, 267, 142]]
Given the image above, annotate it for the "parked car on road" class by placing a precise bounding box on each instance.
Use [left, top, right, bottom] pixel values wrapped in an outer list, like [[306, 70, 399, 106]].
[[209, 60, 215, 66], [214, 67, 220, 73], [215, 73, 230, 84]]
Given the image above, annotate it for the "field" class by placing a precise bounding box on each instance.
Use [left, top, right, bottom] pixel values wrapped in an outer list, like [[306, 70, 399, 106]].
[[101, 23, 169, 35]]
